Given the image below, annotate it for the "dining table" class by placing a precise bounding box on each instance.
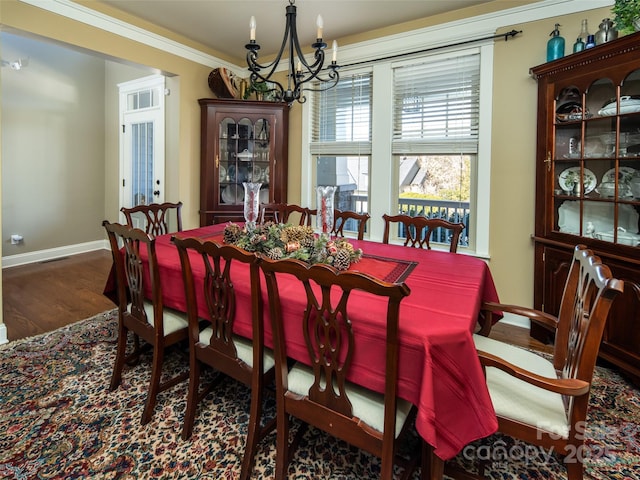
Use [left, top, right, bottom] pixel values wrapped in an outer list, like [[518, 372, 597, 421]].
[[104, 223, 500, 461]]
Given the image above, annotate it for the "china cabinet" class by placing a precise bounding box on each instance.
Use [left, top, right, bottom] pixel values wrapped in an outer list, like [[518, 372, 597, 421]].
[[531, 32, 640, 384], [199, 99, 289, 225]]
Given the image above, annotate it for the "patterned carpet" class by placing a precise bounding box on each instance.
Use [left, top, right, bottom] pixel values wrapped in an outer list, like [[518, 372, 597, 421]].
[[1, 310, 639, 479]]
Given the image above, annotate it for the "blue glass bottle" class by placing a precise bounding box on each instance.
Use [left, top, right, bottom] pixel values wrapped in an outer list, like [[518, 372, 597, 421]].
[[585, 34, 596, 49], [547, 23, 565, 62]]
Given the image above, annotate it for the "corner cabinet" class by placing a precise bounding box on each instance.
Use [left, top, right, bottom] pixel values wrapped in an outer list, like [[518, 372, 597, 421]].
[[531, 32, 640, 384], [199, 99, 289, 225]]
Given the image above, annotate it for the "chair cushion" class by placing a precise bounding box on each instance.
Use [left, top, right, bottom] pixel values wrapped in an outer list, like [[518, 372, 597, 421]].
[[138, 301, 188, 335], [198, 327, 275, 373], [287, 363, 413, 438], [473, 334, 569, 438]]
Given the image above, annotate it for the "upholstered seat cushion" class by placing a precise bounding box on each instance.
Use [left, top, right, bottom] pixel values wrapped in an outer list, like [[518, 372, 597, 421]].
[[198, 327, 275, 373], [287, 363, 413, 437], [139, 300, 189, 335], [473, 334, 569, 438]]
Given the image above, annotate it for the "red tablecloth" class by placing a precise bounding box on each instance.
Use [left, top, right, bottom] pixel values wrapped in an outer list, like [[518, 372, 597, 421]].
[[105, 224, 499, 460]]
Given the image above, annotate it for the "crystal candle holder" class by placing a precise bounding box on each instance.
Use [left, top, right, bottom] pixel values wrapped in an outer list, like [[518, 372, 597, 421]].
[[243, 182, 262, 230], [316, 185, 336, 235]]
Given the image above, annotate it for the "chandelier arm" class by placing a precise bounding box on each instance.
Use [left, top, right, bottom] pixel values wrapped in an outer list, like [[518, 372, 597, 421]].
[[246, 52, 280, 82], [297, 52, 328, 85], [244, 0, 340, 105], [300, 68, 340, 93], [246, 13, 294, 81]]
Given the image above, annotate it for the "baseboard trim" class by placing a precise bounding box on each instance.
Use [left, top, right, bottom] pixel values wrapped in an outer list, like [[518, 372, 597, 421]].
[[2, 240, 110, 269], [500, 312, 530, 330]]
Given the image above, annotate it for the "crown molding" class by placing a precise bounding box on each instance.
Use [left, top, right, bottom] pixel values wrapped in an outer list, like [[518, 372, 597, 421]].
[[336, 0, 613, 67], [17, 0, 241, 73], [18, 0, 613, 74]]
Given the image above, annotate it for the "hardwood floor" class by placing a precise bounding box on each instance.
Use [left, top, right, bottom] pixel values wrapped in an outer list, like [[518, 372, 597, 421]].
[[2, 249, 549, 351], [2, 250, 116, 341]]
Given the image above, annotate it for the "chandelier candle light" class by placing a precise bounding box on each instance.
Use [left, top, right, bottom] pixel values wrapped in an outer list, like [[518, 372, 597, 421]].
[[245, 0, 340, 105]]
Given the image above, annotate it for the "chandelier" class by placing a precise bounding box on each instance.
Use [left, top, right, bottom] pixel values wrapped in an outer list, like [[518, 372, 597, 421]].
[[245, 0, 340, 105]]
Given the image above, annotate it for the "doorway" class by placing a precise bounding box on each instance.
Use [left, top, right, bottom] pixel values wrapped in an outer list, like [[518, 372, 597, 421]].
[[119, 75, 166, 229]]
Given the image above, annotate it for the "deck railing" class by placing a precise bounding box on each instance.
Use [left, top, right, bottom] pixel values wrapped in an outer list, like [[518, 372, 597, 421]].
[[346, 194, 470, 248]]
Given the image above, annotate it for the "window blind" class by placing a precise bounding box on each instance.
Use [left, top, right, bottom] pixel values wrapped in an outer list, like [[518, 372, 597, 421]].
[[310, 72, 372, 155], [392, 53, 480, 154]]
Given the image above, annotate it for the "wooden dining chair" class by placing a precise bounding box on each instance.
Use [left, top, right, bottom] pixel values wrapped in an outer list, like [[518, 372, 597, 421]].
[[172, 236, 275, 480], [382, 213, 464, 253], [332, 209, 370, 240], [102, 220, 189, 425], [467, 245, 624, 480], [121, 201, 183, 235], [260, 257, 420, 480], [259, 202, 313, 226]]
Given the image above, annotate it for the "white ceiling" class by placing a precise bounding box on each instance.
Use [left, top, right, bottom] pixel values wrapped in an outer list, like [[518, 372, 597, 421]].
[[99, 0, 495, 62]]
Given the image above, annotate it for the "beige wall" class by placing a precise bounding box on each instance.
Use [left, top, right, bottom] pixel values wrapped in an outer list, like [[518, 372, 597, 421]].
[[0, 0, 616, 329], [490, 8, 610, 306], [0, 0, 214, 230]]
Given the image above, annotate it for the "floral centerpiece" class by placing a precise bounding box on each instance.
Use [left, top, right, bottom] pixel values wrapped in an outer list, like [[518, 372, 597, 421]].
[[223, 222, 363, 270]]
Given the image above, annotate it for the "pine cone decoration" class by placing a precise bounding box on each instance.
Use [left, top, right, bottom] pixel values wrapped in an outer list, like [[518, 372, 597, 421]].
[[333, 249, 352, 271], [223, 223, 242, 244], [266, 247, 283, 260], [281, 225, 314, 245], [313, 249, 328, 264], [300, 234, 315, 248]]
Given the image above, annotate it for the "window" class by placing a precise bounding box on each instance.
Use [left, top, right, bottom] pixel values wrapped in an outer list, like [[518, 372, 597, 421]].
[[391, 53, 480, 249], [310, 72, 372, 235], [303, 45, 492, 255]]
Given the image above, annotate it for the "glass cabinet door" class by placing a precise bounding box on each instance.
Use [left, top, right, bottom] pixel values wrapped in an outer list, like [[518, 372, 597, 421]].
[[551, 69, 640, 247], [217, 116, 272, 207]]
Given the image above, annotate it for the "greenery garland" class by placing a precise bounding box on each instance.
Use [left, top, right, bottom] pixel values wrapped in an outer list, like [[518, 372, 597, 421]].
[[612, 0, 640, 34], [223, 222, 363, 270]]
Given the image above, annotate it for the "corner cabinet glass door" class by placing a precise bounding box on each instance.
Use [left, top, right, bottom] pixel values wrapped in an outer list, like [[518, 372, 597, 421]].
[[217, 116, 271, 207], [199, 99, 289, 226], [551, 69, 640, 247]]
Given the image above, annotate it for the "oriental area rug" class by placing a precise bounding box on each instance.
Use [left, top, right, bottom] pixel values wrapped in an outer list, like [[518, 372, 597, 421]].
[[1, 310, 639, 479]]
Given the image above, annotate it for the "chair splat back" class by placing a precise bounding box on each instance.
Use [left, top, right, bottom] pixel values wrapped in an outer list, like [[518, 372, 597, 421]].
[[301, 273, 356, 416], [261, 257, 414, 479], [555, 246, 622, 383], [121, 201, 183, 235], [102, 220, 189, 425], [104, 221, 159, 331], [174, 237, 257, 359], [382, 213, 464, 253], [332, 209, 370, 240], [260, 203, 313, 226], [172, 236, 273, 480]]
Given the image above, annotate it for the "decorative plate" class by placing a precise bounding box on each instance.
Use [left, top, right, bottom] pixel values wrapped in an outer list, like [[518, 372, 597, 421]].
[[252, 165, 263, 182], [219, 165, 227, 182], [558, 167, 597, 194], [265, 166, 270, 183], [601, 167, 635, 197], [221, 186, 242, 204]]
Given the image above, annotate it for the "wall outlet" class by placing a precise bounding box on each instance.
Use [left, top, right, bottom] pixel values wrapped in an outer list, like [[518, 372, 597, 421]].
[[10, 234, 23, 245]]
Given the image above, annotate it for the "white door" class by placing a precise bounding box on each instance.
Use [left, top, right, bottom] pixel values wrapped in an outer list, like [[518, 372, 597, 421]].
[[118, 75, 166, 229]]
